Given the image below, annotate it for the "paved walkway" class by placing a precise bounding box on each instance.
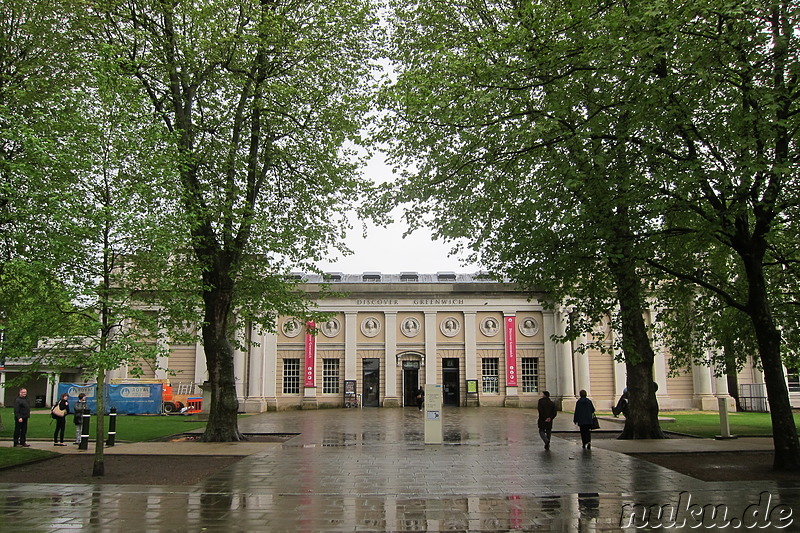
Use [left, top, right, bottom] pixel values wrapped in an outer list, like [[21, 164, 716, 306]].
[[1, 407, 798, 531]]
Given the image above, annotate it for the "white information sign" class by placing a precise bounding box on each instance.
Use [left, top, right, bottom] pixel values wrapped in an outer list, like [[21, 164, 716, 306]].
[[424, 383, 443, 444]]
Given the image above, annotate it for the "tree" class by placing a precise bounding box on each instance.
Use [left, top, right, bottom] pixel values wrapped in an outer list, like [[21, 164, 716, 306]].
[[1, 0, 87, 273], [3, 45, 178, 475], [96, 0, 382, 440], [380, 0, 800, 461], [378, 0, 668, 437], [625, 0, 800, 469]]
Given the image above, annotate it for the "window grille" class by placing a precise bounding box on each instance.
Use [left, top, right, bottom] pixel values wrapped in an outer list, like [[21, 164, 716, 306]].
[[323, 359, 340, 394], [521, 357, 539, 393], [482, 357, 499, 393], [283, 358, 300, 394]]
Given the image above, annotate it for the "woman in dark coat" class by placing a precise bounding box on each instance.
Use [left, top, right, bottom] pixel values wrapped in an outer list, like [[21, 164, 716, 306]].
[[52, 393, 69, 446], [573, 389, 595, 449]]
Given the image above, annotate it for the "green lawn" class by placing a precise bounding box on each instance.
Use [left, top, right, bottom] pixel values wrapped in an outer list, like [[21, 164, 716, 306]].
[[1, 407, 208, 442], [592, 410, 800, 438], [0, 447, 58, 469], [659, 410, 800, 438], [1, 407, 211, 469]]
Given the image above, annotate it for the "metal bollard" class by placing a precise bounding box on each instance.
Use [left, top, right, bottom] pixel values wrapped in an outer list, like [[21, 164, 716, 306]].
[[79, 410, 91, 450], [106, 407, 117, 446]]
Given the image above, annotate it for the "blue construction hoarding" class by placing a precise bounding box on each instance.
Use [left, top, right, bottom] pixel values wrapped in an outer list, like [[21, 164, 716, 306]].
[[58, 383, 163, 414]]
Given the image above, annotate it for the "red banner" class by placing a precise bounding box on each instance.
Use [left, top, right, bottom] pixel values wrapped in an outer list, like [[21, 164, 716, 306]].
[[505, 316, 518, 387], [304, 321, 316, 388]]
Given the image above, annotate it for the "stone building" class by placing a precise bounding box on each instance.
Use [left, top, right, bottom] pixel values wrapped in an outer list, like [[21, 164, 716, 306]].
[[1, 272, 787, 411]]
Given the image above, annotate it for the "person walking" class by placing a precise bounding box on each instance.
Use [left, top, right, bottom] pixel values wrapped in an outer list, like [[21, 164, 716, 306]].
[[51, 393, 69, 446], [73, 393, 87, 445], [416, 387, 425, 411], [13, 388, 31, 448], [573, 389, 596, 449], [537, 390, 557, 450]]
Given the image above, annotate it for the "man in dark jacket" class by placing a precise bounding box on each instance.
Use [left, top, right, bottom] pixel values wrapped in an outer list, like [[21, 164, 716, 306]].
[[537, 390, 557, 450], [13, 388, 31, 447]]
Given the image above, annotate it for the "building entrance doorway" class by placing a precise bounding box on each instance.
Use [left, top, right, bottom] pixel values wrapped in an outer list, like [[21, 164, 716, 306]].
[[442, 358, 460, 406], [402, 361, 421, 407], [362, 358, 380, 407]]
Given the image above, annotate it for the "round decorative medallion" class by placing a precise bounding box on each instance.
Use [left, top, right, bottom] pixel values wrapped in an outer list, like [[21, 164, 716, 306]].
[[440, 316, 461, 337], [518, 317, 539, 337], [361, 317, 381, 338], [321, 318, 341, 338], [401, 317, 420, 338], [282, 318, 302, 338], [480, 317, 500, 337]]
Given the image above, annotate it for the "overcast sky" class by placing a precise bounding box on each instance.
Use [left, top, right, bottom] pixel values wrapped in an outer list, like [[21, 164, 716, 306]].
[[316, 217, 474, 274], [316, 152, 478, 275]]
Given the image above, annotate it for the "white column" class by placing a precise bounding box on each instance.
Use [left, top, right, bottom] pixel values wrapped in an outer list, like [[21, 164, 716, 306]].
[[264, 332, 278, 398], [194, 341, 207, 384], [0, 372, 5, 407], [344, 312, 357, 381], [425, 311, 438, 384], [555, 308, 575, 400], [572, 332, 590, 395], [464, 311, 478, 381], [384, 312, 398, 400], [714, 364, 736, 412], [48, 373, 60, 405], [154, 326, 169, 380], [233, 323, 247, 399], [248, 330, 265, 398], [613, 351, 627, 396], [692, 352, 715, 410], [542, 309, 558, 394]]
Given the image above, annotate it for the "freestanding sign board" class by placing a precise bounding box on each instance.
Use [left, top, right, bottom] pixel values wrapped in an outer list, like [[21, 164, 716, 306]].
[[57, 383, 163, 414], [424, 383, 443, 444]]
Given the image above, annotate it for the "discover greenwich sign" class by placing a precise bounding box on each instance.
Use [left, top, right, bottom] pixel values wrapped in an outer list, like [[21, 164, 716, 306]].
[[356, 299, 466, 306]]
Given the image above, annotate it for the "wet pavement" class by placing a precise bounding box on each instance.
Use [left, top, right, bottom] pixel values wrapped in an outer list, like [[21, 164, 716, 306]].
[[2, 407, 799, 532]]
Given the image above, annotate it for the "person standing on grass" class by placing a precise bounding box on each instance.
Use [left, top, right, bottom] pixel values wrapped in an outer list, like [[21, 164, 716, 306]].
[[51, 392, 69, 446], [73, 393, 87, 445], [573, 389, 596, 449], [13, 388, 31, 447], [537, 390, 557, 450]]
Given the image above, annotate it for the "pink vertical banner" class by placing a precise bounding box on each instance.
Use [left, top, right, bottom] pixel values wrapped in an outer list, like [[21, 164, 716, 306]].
[[304, 321, 316, 388], [505, 316, 518, 387]]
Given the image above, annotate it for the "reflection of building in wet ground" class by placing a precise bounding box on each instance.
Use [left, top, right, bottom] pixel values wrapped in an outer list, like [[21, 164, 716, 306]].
[[2, 407, 799, 531]]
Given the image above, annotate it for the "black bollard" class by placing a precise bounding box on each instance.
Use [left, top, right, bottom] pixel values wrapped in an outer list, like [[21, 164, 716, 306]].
[[79, 409, 91, 450], [106, 407, 117, 446]]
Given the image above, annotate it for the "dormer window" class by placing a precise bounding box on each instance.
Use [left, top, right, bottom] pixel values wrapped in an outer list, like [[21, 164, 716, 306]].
[[324, 272, 343, 282], [400, 272, 419, 282], [362, 272, 381, 282], [436, 271, 456, 282]]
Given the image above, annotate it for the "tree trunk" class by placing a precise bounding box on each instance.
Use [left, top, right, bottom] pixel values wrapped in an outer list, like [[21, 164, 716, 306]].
[[608, 237, 665, 440], [199, 269, 244, 442], [92, 370, 105, 477], [741, 250, 800, 470]]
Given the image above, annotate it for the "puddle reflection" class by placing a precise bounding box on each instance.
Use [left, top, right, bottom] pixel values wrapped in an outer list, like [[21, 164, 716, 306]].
[[0, 486, 619, 531]]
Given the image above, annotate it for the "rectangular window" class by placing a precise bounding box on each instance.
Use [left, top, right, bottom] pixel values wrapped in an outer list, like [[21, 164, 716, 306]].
[[482, 357, 499, 393], [323, 359, 340, 394], [521, 357, 539, 393], [283, 358, 300, 394]]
